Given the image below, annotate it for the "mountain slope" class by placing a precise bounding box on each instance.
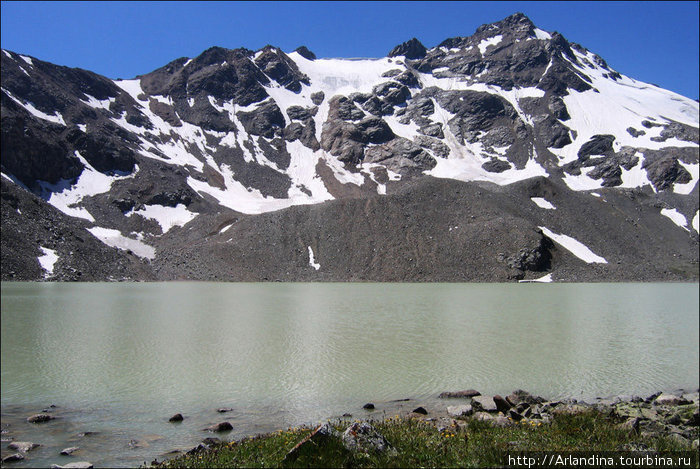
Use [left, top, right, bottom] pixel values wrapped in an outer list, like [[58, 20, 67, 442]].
[[1, 13, 698, 282]]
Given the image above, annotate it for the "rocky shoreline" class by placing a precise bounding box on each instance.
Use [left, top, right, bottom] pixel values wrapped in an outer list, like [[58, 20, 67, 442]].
[[2, 388, 698, 468]]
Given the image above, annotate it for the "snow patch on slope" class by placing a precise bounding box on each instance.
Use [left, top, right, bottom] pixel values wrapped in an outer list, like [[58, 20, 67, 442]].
[[37, 247, 58, 277], [478, 35, 503, 55], [531, 197, 556, 209], [539, 226, 607, 264], [660, 208, 689, 231], [127, 204, 198, 234], [308, 246, 321, 270], [2, 87, 66, 125], [87, 227, 155, 260], [38, 151, 135, 222]]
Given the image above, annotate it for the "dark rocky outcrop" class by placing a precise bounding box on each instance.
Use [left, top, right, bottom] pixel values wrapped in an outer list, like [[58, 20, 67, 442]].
[[388, 38, 428, 60]]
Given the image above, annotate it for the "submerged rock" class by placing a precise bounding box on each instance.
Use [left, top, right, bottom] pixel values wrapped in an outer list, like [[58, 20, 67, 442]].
[[2, 453, 24, 463], [50, 463, 93, 469], [8, 441, 39, 452], [204, 422, 233, 432], [27, 413, 54, 423], [439, 389, 481, 399], [60, 446, 80, 456]]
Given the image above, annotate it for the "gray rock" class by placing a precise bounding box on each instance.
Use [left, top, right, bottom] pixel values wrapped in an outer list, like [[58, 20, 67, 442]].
[[577, 134, 615, 160], [282, 422, 341, 464], [204, 422, 233, 432], [310, 91, 325, 105], [2, 453, 24, 463], [216, 407, 234, 413], [50, 463, 93, 469], [447, 404, 473, 417], [655, 394, 689, 406], [341, 422, 395, 454], [8, 441, 39, 452], [294, 46, 316, 61], [482, 159, 511, 173], [618, 417, 640, 434], [388, 38, 427, 60], [439, 389, 481, 399], [60, 446, 80, 456], [493, 395, 511, 413], [471, 395, 498, 412], [27, 413, 54, 423]]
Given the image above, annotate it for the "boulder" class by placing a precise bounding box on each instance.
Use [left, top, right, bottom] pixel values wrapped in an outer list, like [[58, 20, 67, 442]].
[[8, 441, 39, 452], [341, 422, 395, 455], [471, 395, 498, 412], [447, 404, 473, 417], [439, 389, 481, 399], [50, 463, 93, 469], [282, 422, 340, 464], [169, 413, 184, 422], [204, 422, 233, 432], [362, 403, 375, 410], [2, 453, 24, 463], [27, 413, 54, 423], [493, 395, 512, 413], [411, 406, 428, 415], [655, 394, 689, 406]]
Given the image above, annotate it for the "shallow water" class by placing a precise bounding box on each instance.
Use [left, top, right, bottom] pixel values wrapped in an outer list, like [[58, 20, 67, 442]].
[[1, 282, 698, 467]]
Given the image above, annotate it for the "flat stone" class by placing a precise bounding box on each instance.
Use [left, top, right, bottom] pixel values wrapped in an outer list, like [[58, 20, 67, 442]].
[[655, 394, 689, 406], [447, 404, 473, 417], [2, 453, 24, 463], [8, 441, 40, 452], [60, 446, 80, 456], [216, 407, 233, 413], [27, 413, 54, 423], [50, 463, 93, 469], [439, 389, 480, 398], [471, 395, 498, 412]]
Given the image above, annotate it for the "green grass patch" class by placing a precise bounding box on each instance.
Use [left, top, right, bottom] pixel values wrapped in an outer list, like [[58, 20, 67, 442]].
[[154, 410, 697, 468]]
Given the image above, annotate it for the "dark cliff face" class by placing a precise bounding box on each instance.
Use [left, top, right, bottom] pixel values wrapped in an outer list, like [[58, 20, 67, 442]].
[[1, 13, 698, 282]]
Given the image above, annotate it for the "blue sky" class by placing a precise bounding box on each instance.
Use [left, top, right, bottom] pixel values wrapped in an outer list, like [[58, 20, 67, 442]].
[[1, 1, 698, 98]]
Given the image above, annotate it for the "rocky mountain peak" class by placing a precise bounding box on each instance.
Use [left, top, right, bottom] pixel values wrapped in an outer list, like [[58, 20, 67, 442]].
[[1, 14, 698, 283], [294, 46, 316, 60], [475, 12, 536, 37], [388, 38, 427, 59]]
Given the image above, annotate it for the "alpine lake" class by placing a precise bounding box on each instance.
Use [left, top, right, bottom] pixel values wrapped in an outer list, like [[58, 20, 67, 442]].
[[1, 282, 698, 467]]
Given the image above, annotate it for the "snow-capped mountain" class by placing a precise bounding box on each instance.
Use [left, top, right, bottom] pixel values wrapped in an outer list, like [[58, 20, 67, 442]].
[[2, 13, 698, 282]]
